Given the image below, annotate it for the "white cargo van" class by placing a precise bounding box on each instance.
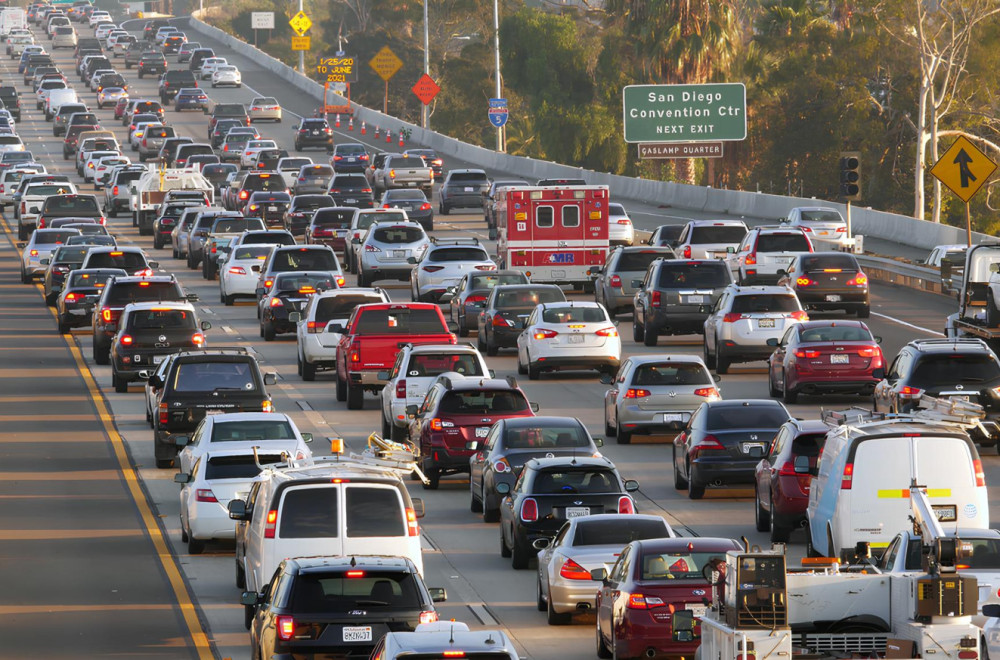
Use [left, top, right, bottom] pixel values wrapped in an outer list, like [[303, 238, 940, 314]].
[[807, 410, 989, 560], [228, 449, 426, 604]]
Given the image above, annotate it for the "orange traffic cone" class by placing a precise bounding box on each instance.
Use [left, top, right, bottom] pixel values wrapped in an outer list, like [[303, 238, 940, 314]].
[[348, 118, 354, 131], [335, 114, 341, 128], [374, 126, 380, 138], [386, 130, 392, 144], [398, 133, 404, 147], [361, 122, 366, 135]]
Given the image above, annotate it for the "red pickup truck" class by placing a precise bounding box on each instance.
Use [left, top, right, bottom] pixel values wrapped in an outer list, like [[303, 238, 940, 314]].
[[335, 302, 456, 409]]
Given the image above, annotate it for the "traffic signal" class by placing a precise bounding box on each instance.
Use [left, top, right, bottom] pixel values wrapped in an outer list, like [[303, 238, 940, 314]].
[[840, 151, 861, 201]]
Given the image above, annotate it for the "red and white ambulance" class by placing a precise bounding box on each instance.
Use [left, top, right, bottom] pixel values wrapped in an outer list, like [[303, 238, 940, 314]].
[[495, 185, 609, 288]]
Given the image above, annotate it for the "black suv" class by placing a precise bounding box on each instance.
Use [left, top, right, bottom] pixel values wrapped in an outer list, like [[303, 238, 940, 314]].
[[293, 117, 333, 151], [110, 302, 211, 392], [158, 69, 197, 102], [777, 251, 871, 317], [873, 338, 1000, 443], [91, 275, 191, 365], [0, 86, 20, 121], [149, 348, 276, 467], [632, 258, 734, 347], [476, 284, 566, 355], [243, 556, 445, 659], [497, 456, 639, 568], [137, 51, 166, 78]]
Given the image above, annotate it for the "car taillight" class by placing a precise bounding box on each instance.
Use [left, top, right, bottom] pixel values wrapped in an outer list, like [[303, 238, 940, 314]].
[[651, 290, 661, 308], [559, 558, 592, 580], [262, 400, 273, 412], [406, 507, 420, 536], [795, 350, 820, 358], [520, 498, 538, 522], [689, 434, 725, 459], [238, 190, 249, 200], [191, 333, 205, 345], [264, 509, 277, 538], [609, 274, 622, 288], [682, 245, 691, 258], [625, 388, 650, 398], [836, 226, 848, 232], [790, 310, 809, 321], [596, 327, 618, 337], [430, 418, 454, 431], [618, 496, 635, 514], [394, 379, 407, 399], [722, 313, 743, 323], [276, 615, 294, 641], [419, 610, 438, 625], [694, 387, 720, 398], [534, 329, 558, 340], [847, 273, 868, 286], [617, 218, 631, 225], [350, 340, 361, 363], [195, 488, 216, 502], [796, 277, 816, 286], [974, 459, 986, 487], [307, 320, 327, 334], [365, 244, 381, 252], [65, 292, 79, 302], [745, 252, 757, 265], [228, 266, 246, 275], [389, 169, 396, 179], [841, 463, 853, 489], [493, 458, 510, 473], [858, 347, 879, 358], [423, 265, 444, 272], [158, 402, 168, 425], [270, 298, 283, 307], [120, 334, 133, 345], [627, 593, 666, 610], [899, 385, 923, 399], [101, 308, 112, 322]]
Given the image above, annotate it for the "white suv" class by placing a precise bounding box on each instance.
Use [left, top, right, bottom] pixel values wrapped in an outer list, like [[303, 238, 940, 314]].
[[724, 226, 813, 284], [409, 238, 495, 303], [294, 287, 390, 381], [379, 343, 491, 441], [783, 207, 849, 248], [674, 219, 748, 260], [703, 285, 808, 374]]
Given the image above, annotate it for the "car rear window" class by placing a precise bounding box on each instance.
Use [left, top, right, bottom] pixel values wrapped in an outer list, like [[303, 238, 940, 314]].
[[372, 226, 424, 244], [303, 164, 334, 177], [357, 211, 405, 229], [656, 263, 729, 289], [280, 486, 337, 538], [472, 274, 527, 289], [573, 519, 668, 546], [87, 252, 147, 270], [729, 294, 799, 314], [345, 486, 405, 537], [505, 425, 588, 449], [271, 248, 338, 272], [799, 210, 844, 224], [689, 225, 746, 244], [210, 420, 293, 442], [449, 171, 488, 183], [34, 230, 77, 244], [428, 247, 489, 262], [407, 353, 483, 378], [756, 233, 811, 252], [275, 273, 336, 292], [798, 325, 872, 342], [29, 184, 74, 197], [107, 281, 182, 304], [534, 469, 618, 494], [337, 144, 366, 155], [53, 246, 89, 263], [245, 176, 286, 192], [800, 254, 859, 271], [541, 307, 606, 324], [69, 271, 119, 288], [632, 363, 711, 386], [289, 570, 421, 612], [312, 209, 354, 228], [641, 551, 721, 580], [47, 196, 99, 214], [314, 294, 384, 322], [213, 218, 259, 234], [294, 196, 335, 211], [128, 309, 195, 330], [439, 390, 529, 415], [232, 245, 273, 261], [706, 405, 789, 430], [331, 174, 368, 187], [171, 360, 257, 392], [354, 308, 447, 335], [910, 354, 1000, 387], [617, 250, 671, 271]]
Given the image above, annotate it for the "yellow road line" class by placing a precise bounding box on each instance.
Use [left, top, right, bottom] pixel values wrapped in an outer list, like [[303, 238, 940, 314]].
[[0, 215, 214, 658]]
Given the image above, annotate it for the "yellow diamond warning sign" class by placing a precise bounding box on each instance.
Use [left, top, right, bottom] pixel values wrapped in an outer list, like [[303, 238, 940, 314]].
[[289, 11, 312, 36], [369, 46, 402, 82]]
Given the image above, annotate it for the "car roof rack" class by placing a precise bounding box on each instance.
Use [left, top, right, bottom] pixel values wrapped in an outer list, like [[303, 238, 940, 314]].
[[822, 397, 997, 436], [277, 432, 429, 484], [910, 337, 989, 349], [429, 237, 479, 246], [174, 346, 251, 357]]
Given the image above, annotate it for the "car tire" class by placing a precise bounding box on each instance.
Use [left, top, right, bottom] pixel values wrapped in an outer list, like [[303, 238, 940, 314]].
[[153, 235, 163, 249], [715, 343, 730, 375], [44, 291, 57, 307], [768, 369, 781, 398], [755, 487, 770, 532], [596, 624, 612, 659], [457, 320, 469, 338], [857, 304, 871, 319], [511, 537, 530, 569], [642, 325, 657, 346], [632, 318, 644, 343], [673, 448, 688, 489], [486, 334, 499, 357], [422, 466, 440, 490], [470, 483, 483, 513], [155, 457, 173, 469], [58, 318, 70, 334], [243, 604, 254, 631], [440, 203, 449, 215], [605, 413, 616, 437], [113, 371, 128, 393], [224, 294, 235, 306], [236, 561, 246, 589], [536, 578, 547, 611], [517, 354, 527, 375], [547, 596, 571, 625], [477, 332, 486, 352], [782, 371, 798, 404], [187, 531, 205, 555], [346, 380, 363, 410], [357, 270, 368, 287], [301, 359, 316, 381], [500, 530, 512, 558], [262, 320, 275, 342], [527, 361, 540, 380], [336, 372, 347, 402], [616, 422, 631, 445], [381, 414, 391, 439], [390, 423, 406, 442], [687, 463, 705, 499], [93, 339, 109, 365], [703, 337, 716, 370], [770, 507, 791, 543]]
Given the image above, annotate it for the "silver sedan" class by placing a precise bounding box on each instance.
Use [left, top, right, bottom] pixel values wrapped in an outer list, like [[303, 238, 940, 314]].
[[534, 514, 674, 625]]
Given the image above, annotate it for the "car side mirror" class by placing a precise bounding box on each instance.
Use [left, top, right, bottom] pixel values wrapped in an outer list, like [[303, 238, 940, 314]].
[[984, 604, 1000, 618], [594, 438, 604, 447], [590, 568, 607, 582], [872, 368, 885, 380], [200, 321, 212, 331], [148, 374, 163, 388], [439, 291, 454, 303], [227, 499, 248, 520], [624, 479, 640, 492], [874, 336, 882, 344], [713, 374, 721, 383], [410, 497, 425, 518], [351, 237, 361, 244], [377, 370, 390, 380], [263, 372, 277, 385], [488, 369, 496, 378], [16, 242, 25, 249], [532, 538, 551, 550], [726, 246, 735, 253], [496, 482, 511, 495], [793, 455, 810, 474], [173, 435, 190, 447], [405, 404, 419, 416], [39, 258, 50, 265], [148, 260, 159, 268], [631, 279, 643, 288], [776, 269, 786, 277], [301, 432, 313, 443], [406, 256, 417, 264], [137, 370, 151, 380], [173, 472, 191, 484], [530, 402, 539, 413], [287, 311, 301, 323], [239, 591, 261, 606], [599, 373, 613, 385], [428, 587, 447, 603], [766, 337, 778, 347], [186, 293, 199, 302]]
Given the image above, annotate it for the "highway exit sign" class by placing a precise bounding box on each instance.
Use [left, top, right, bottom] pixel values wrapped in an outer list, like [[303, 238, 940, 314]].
[[622, 83, 747, 143]]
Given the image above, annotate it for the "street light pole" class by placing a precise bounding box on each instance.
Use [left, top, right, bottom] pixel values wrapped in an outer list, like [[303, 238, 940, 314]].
[[298, 0, 305, 74], [422, 0, 429, 129], [493, 0, 504, 152]]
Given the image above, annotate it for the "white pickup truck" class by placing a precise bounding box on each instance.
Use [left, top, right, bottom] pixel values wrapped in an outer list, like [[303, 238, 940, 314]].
[[18, 180, 77, 237], [130, 168, 213, 236]]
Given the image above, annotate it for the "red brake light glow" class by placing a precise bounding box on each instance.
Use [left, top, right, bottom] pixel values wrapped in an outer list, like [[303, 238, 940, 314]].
[[520, 498, 538, 522], [559, 558, 592, 580], [264, 509, 278, 538], [624, 388, 650, 399]]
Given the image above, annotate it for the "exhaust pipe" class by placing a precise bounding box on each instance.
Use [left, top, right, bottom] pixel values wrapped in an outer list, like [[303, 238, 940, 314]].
[[576, 603, 591, 611], [645, 648, 657, 658], [710, 479, 724, 487]]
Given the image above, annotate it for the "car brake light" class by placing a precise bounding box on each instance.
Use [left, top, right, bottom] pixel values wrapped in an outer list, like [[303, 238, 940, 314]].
[[307, 320, 327, 334], [492, 315, 512, 328], [559, 558, 591, 580], [596, 327, 617, 337], [493, 458, 510, 473], [419, 610, 438, 624], [276, 615, 294, 641], [120, 334, 133, 345], [406, 507, 420, 536], [365, 244, 381, 252], [682, 245, 691, 258], [419, 202, 432, 211], [722, 313, 743, 323], [796, 277, 816, 286], [195, 488, 216, 502], [795, 350, 820, 358], [270, 298, 283, 307], [745, 252, 757, 265], [395, 379, 407, 399], [101, 308, 112, 322], [264, 509, 278, 538], [350, 340, 361, 363], [836, 226, 848, 232], [618, 496, 635, 514], [430, 418, 454, 431], [520, 497, 538, 522], [790, 310, 809, 321], [841, 463, 854, 489], [65, 293, 79, 302], [694, 387, 720, 398], [688, 434, 725, 460], [974, 459, 986, 487], [465, 295, 487, 305], [423, 265, 444, 272], [651, 290, 661, 308], [228, 266, 246, 275], [239, 190, 249, 200], [847, 274, 868, 286], [191, 333, 205, 345], [858, 347, 878, 358], [609, 274, 622, 288], [899, 386, 923, 399], [627, 593, 666, 609], [534, 329, 558, 340]]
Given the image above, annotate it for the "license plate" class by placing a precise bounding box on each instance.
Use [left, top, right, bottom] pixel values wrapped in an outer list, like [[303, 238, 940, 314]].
[[661, 413, 685, 423], [684, 295, 708, 304], [475, 427, 490, 437], [153, 355, 166, 364], [311, 130, 319, 135], [775, 257, 792, 263], [393, 250, 405, 257], [686, 604, 707, 617], [932, 505, 957, 522], [566, 507, 590, 518], [348, 157, 356, 162], [342, 626, 372, 642], [825, 294, 841, 302], [948, 395, 970, 402], [205, 409, 223, 416], [757, 318, 775, 328], [268, 205, 277, 211], [568, 334, 584, 343], [817, 231, 830, 236], [830, 354, 849, 364], [335, 229, 347, 236], [742, 442, 766, 454], [464, 186, 474, 192], [345, 198, 357, 204]]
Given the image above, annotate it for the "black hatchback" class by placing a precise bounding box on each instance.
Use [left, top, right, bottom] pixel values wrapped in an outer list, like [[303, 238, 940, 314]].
[[777, 252, 871, 317], [327, 173, 374, 209], [244, 556, 445, 658], [476, 284, 566, 355]]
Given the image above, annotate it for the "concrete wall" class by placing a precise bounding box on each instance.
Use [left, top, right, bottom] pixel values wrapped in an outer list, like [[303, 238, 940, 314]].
[[183, 14, 992, 252]]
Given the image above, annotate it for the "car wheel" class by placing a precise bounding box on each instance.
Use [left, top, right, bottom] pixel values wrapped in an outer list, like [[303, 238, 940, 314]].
[[457, 320, 469, 338], [500, 529, 512, 558], [440, 203, 449, 215], [547, 594, 571, 625], [381, 413, 392, 438], [113, 371, 128, 393], [782, 371, 798, 404], [770, 506, 791, 543], [93, 339, 109, 365], [236, 561, 246, 589], [517, 353, 527, 375], [153, 235, 163, 249], [768, 368, 781, 398], [155, 457, 173, 469], [336, 372, 347, 402], [687, 462, 705, 499], [44, 291, 57, 307], [346, 380, 363, 409], [301, 358, 317, 381], [390, 422, 406, 442], [616, 421, 631, 445], [187, 530, 205, 554], [262, 320, 275, 342], [642, 325, 657, 347], [422, 465, 440, 490], [632, 318, 644, 342], [703, 336, 716, 370], [486, 335, 499, 357], [243, 604, 254, 631], [672, 447, 688, 489], [596, 622, 612, 659], [511, 536, 531, 569], [715, 343, 730, 375], [477, 331, 486, 352], [58, 317, 70, 334], [755, 486, 770, 532], [536, 577, 547, 611], [605, 411, 616, 437], [857, 304, 871, 319]]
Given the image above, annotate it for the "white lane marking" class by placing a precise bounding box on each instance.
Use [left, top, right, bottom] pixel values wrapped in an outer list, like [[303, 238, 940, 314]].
[[221, 325, 236, 334], [871, 312, 943, 337]]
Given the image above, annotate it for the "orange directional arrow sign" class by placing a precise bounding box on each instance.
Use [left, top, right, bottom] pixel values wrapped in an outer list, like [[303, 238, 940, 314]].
[[931, 136, 997, 202]]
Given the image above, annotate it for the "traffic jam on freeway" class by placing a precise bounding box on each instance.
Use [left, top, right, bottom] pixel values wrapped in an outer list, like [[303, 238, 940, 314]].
[[9, 3, 1000, 660]]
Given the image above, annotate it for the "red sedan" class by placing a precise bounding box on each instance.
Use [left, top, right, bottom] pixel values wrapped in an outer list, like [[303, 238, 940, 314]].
[[766, 320, 884, 404], [595, 537, 742, 660], [753, 418, 827, 542]]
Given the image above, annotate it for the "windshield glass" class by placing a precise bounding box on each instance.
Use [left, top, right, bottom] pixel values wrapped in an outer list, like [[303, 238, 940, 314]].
[[129, 309, 195, 330], [438, 390, 529, 415], [314, 294, 384, 322], [471, 274, 526, 289], [357, 211, 404, 229], [505, 425, 589, 449], [210, 420, 293, 442], [172, 361, 257, 392], [656, 263, 730, 289], [690, 225, 746, 244], [354, 308, 446, 334], [497, 288, 564, 308], [573, 519, 667, 546], [910, 355, 1000, 387], [533, 469, 619, 494]]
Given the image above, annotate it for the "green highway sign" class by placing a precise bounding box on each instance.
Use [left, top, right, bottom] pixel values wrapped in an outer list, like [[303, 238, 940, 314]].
[[622, 83, 747, 143]]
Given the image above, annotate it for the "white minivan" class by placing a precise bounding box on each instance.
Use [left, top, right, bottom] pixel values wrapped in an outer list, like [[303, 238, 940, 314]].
[[228, 452, 426, 604], [807, 411, 989, 560]]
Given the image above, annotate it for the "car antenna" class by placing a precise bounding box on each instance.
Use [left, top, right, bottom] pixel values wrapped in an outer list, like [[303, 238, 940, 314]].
[[449, 624, 455, 644], [350, 556, 357, 567]]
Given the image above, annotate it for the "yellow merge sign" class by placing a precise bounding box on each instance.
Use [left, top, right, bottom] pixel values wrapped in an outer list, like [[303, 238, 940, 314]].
[[369, 46, 403, 82], [931, 136, 997, 203], [289, 11, 312, 36]]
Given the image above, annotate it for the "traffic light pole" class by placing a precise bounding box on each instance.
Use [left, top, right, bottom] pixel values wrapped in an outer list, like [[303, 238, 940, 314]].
[[845, 200, 851, 245]]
